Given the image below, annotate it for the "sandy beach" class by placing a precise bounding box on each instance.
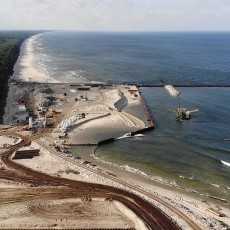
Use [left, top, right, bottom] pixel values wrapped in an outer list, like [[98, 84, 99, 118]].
[[13, 33, 59, 83], [1, 135, 229, 229]]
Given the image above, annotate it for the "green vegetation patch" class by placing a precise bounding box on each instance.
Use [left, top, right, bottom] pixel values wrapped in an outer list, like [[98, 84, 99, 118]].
[[0, 30, 44, 123]]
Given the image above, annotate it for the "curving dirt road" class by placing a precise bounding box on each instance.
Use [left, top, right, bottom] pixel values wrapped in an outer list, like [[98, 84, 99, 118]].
[[0, 133, 199, 229], [38, 139, 203, 230]]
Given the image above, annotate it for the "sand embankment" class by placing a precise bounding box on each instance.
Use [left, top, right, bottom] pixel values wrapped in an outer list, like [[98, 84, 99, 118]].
[[51, 84, 147, 145]]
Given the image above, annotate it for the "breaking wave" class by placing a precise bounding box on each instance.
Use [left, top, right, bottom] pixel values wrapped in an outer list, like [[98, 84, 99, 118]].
[[90, 147, 229, 202], [92, 147, 177, 187], [178, 174, 199, 181], [120, 165, 148, 176], [221, 160, 230, 167], [178, 174, 229, 191]]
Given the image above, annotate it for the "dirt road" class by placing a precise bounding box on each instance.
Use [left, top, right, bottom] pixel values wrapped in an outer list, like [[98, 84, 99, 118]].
[[0, 133, 192, 229]]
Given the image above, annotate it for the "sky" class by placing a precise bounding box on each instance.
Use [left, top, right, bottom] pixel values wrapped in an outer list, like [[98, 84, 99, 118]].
[[0, 0, 230, 31]]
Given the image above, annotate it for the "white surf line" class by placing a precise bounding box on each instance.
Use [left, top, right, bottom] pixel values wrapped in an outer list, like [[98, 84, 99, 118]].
[[221, 160, 230, 167]]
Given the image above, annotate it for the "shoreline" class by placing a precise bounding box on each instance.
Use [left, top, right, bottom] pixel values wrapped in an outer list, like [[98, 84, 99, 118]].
[[0, 31, 230, 229], [2, 135, 229, 229], [91, 145, 229, 204], [41, 137, 230, 229], [1, 82, 229, 228], [13, 32, 59, 83], [1, 130, 229, 228], [1, 78, 229, 228]]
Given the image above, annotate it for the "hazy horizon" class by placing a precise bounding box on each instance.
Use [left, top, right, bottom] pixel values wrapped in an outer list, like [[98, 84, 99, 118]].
[[0, 0, 230, 32], [1, 29, 230, 33]]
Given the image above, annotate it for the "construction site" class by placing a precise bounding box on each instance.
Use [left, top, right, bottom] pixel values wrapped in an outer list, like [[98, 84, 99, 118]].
[[0, 81, 229, 230], [3, 82, 154, 145], [0, 80, 183, 229]]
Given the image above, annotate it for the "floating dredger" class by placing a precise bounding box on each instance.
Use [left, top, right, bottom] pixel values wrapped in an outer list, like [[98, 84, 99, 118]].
[[168, 107, 199, 121], [164, 84, 199, 121]]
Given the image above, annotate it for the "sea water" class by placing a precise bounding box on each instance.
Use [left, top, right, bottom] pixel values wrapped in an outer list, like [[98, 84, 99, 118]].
[[15, 31, 230, 201], [20, 31, 230, 85], [97, 87, 230, 201]]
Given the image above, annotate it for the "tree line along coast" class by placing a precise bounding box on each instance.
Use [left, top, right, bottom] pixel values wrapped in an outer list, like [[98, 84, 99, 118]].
[[0, 31, 44, 123]]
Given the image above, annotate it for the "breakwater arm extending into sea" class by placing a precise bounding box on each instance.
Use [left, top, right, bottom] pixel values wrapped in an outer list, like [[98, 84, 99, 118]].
[[24, 82, 230, 88], [138, 84, 230, 87]]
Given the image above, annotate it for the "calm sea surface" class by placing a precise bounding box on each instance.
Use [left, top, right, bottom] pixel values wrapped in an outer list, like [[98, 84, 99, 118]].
[[33, 31, 230, 85], [19, 32, 230, 200]]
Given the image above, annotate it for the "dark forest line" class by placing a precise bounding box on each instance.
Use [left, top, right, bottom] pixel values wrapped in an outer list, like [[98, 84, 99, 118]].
[[0, 31, 44, 123]]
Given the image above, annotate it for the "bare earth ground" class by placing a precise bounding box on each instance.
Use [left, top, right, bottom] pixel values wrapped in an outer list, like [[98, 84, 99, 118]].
[[0, 189, 136, 229], [0, 135, 177, 230], [0, 81, 229, 229]]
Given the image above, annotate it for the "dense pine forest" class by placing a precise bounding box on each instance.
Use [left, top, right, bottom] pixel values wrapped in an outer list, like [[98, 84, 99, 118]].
[[0, 31, 41, 123]]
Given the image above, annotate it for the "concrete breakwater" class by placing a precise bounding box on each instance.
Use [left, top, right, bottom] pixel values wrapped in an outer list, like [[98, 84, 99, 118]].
[[26, 82, 230, 88], [98, 138, 115, 145], [131, 126, 154, 136], [138, 88, 155, 127], [64, 143, 98, 146], [138, 84, 230, 88]]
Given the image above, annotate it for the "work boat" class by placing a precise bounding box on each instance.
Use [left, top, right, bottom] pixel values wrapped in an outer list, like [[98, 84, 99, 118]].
[[169, 107, 199, 121], [164, 84, 199, 121]]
